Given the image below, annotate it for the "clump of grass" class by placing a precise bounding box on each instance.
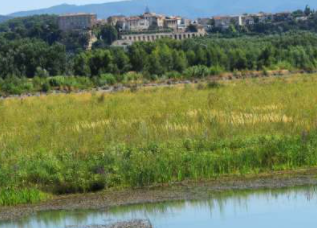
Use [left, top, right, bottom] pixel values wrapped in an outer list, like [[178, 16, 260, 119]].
[[196, 83, 206, 90], [207, 80, 221, 89], [0, 188, 49, 206]]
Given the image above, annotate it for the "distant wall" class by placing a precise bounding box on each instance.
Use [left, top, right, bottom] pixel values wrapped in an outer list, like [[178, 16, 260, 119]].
[[112, 31, 206, 46]]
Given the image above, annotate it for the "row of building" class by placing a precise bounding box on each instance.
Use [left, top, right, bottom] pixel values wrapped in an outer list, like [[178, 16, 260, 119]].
[[57, 10, 299, 46], [58, 8, 198, 32], [57, 9, 207, 47], [107, 9, 194, 32], [211, 12, 294, 29], [57, 10, 300, 33]]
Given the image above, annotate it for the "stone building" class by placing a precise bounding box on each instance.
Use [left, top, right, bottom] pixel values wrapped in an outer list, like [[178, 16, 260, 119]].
[[197, 18, 212, 30], [123, 16, 150, 31], [177, 18, 192, 31], [143, 12, 165, 28], [107, 15, 126, 27], [164, 17, 182, 30], [58, 13, 97, 31], [121, 12, 166, 31]]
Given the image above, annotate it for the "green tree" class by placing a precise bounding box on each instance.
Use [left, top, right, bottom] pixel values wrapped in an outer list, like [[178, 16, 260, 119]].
[[74, 53, 91, 76], [113, 48, 131, 74], [172, 50, 187, 72], [128, 44, 147, 72], [98, 24, 119, 46]]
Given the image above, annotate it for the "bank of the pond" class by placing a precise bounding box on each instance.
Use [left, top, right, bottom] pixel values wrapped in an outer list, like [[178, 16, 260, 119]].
[[1, 168, 317, 222]]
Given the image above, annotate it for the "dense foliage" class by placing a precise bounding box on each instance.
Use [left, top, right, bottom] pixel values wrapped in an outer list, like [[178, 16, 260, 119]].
[[74, 32, 317, 78]]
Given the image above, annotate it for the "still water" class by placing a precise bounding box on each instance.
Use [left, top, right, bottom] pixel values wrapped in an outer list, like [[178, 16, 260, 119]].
[[2, 186, 317, 228]]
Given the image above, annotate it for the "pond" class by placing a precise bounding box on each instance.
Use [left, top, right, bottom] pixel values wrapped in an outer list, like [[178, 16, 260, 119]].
[[2, 186, 317, 228]]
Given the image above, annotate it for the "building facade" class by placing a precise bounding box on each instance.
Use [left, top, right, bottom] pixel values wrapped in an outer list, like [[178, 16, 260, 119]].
[[123, 17, 151, 31], [109, 9, 191, 32], [164, 17, 182, 30], [112, 30, 206, 46], [213, 16, 242, 29], [58, 13, 97, 31], [107, 15, 126, 27]]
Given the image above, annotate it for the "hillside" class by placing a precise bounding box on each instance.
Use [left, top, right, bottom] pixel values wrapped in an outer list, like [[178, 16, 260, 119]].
[[0, 15, 11, 23], [8, 0, 317, 19]]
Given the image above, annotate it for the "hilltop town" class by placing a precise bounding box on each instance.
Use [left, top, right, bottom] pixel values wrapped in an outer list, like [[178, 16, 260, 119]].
[[56, 6, 314, 47], [57, 8, 206, 47]]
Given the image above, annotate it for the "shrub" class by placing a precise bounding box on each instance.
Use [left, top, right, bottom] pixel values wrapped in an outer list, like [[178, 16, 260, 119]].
[[49, 76, 65, 87], [123, 72, 143, 82], [41, 81, 51, 92], [184, 65, 210, 78], [35, 67, 50, 78], [97, 74, 117, 86], [209, 65, 225, 76], [273, 61, 295, 71], [165, 71, 182, 79], [0, 76, 33, 95], [48, 76, 93, 90]]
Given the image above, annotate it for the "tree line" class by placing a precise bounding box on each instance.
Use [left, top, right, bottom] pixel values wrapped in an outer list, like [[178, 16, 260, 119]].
[[1, 32, 317, 79], [74, 32, 317, 78], [1, 15, 317, 87]]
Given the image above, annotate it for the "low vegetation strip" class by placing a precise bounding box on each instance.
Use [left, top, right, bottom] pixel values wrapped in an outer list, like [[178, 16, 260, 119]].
[[1, 74, 317, 205], [0, 188, 48, 206]]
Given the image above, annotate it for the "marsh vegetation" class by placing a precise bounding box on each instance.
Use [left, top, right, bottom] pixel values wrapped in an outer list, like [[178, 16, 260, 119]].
[[1, 74, 317, 205]]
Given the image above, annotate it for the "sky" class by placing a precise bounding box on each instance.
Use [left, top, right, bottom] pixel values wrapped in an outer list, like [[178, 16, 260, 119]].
[[0, 0, 121, 15]]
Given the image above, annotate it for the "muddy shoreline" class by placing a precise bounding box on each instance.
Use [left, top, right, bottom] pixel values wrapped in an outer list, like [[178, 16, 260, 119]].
[[1, 168, 317, 221]]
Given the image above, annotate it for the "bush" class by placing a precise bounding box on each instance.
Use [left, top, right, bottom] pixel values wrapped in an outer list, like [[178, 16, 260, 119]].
[[0, 76, 33, 95], [48, 76, 93, 90], [184, 65, 210, 78], [165, 71, 182, 79], [123, 72, 143, 83], [209, 65, 225, 76], [96, 74, 117, 86], [41, 81, 51, 92], [49, 76, 65, 87], [35, 67, 50, 78], [273, 61, 295, 71]]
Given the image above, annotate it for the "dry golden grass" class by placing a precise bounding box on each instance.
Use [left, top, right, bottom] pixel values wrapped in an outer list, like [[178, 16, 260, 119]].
[[0, 73, 316, 156]]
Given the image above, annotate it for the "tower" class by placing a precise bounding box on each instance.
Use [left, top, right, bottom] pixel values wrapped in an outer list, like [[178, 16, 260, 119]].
[[145, 6, 151, 14]]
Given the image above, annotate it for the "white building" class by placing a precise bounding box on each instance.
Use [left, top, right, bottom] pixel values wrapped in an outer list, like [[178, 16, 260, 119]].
[[213, 16, 242, 29], [123, 17, 150, 31], [164, 17, 182, 30]]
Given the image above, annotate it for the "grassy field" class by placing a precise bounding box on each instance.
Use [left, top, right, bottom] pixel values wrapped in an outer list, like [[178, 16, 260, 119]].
[[1, 74, 317, 205]]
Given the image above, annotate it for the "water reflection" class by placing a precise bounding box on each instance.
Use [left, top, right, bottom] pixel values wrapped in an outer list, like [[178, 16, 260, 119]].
[[2, 186, 317, 228]]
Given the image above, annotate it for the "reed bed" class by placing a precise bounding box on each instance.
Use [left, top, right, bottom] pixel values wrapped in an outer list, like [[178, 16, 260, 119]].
[[1, 74, 317, 205]]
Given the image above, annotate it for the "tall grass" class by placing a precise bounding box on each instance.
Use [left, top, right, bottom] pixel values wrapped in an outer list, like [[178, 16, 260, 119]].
[[0, 188, 48, 206], [1, 73, 317, 205]]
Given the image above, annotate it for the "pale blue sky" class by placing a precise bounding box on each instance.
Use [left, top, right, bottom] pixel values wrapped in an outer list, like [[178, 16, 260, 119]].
[[1, 0, 120, 15]]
